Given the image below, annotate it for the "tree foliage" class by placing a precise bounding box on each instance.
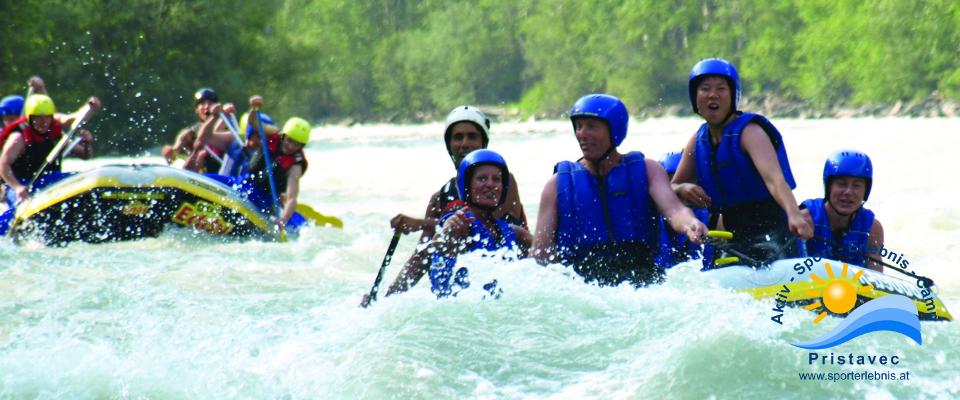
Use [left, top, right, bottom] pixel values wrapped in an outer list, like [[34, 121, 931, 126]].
[[2, 0, 958, 154]]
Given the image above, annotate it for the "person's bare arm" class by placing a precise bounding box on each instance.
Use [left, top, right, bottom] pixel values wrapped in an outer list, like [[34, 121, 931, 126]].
[[671, 134, 711, 209], [865, 219, 885, 272], [374, 191, 446, 301], [647, 159, 706, 243], [530, 174, 559, 264], [740, 124, 811, 239], [0, 134, 28, 200], [277, 165, 303, 228]]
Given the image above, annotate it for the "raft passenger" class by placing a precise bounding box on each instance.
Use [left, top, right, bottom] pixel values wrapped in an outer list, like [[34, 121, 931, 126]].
[[0, 94, 100, 202], [800, 150, 884, 271], [362, 106, 527, 306], [670, 58, 812, 264], [162, 87, 224, 172], [429, 149, 531, 298], [189, 95, 277, 177], [530, 94, 707, 287], [244, 116, 311, 229]]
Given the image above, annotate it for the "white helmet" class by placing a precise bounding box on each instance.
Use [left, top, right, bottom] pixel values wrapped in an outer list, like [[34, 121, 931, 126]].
[[443, 105, 489, 155]]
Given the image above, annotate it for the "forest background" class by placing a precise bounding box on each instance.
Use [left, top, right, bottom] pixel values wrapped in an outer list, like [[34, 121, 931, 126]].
[[3, 0, 959, 154]]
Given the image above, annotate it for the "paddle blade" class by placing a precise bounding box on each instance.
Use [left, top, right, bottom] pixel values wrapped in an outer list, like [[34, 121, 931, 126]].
[[295, 203, 344, 228]]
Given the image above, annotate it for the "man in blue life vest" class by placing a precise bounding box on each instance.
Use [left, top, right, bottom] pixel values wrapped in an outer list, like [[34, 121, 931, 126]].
[[360, 106, 528, 306], [800, 150, 884, 271], [530, 94, 707, 287], [671, 58, 812, 264], [655, 151, 709, 267]]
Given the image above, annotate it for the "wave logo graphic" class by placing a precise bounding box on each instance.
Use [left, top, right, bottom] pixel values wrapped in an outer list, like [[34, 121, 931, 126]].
[[792, 295, 922, 349]]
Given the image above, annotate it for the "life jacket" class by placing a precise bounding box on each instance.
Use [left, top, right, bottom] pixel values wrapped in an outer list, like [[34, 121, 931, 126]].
[[434, 177, 461, 215], [429, 209, 517, 298], [693, 112, 796, 209], [217, 140, 249, 177], [0, 116, 64, 180], [250, 133, 308, 195], [554, 151, 660, 286], [803, 198, 874, 266]]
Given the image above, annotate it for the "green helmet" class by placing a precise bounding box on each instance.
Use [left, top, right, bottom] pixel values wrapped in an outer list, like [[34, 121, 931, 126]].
[[283, 117, 311, 144], [25, 94, 56, 118]]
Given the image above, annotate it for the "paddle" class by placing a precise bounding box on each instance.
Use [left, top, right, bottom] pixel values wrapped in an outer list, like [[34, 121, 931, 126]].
[[804, 237, 935, 287], [219, 111, 245, 144], [26, 103, 93, 191], [362, 230, 402, 307], [295, 203, 343, 228], [254, 108, 286, 242], [871, 258, 935, 288]]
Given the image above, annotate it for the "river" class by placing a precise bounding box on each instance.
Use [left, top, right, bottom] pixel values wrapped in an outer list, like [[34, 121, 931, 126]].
[[1, 117, 957, 399]]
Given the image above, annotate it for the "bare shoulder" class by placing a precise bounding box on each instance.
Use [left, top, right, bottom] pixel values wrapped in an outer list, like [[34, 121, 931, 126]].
[[871, 218, 884, 237]]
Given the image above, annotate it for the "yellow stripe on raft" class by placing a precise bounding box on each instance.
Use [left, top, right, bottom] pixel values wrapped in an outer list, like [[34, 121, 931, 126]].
[[739, 283, 953, 321], [13, 174, 272, 233]]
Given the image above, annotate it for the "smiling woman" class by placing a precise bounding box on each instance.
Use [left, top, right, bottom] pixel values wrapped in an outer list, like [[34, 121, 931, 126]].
[[427, 149, 531, 298]]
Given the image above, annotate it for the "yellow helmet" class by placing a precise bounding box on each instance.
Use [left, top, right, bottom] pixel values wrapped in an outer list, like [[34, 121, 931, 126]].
[[283, 117, 311, 145], [25, 94, 56, 118]]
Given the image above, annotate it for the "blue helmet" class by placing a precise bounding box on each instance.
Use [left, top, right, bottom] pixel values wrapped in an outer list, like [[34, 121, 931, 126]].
[[658, 151, 683, 175], [457, 149, 510, 206], [823, 150, 873, 201], [688, 58, 741, 114], [570, 94, 629, 147], [0, 95, 25, 116], [194, 87, 217, 104]]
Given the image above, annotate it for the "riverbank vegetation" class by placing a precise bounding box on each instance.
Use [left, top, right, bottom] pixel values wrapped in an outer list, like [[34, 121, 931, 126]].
[[3, 0, 958, 153]]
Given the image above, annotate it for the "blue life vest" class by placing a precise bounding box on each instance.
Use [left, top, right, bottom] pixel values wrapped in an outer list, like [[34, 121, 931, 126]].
[[555, 151, 660, 286], [802, 198, 874, 266], [429, 209, 517, 298], [655, 207, 708, 268], [218, 141, 253, 177], [693, 112, 796, 208]]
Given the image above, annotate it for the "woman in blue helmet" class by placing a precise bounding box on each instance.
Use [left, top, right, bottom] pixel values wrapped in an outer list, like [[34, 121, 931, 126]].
[[671, 58, 812, 263], [530, 94, 707, 287], [361, 106, 529, 306], [429, 149, 531, 298], [800, 150, 884, 271]]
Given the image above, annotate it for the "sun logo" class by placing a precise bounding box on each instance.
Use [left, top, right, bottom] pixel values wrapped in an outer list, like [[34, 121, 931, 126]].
[[805, 263, 874, 324]]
